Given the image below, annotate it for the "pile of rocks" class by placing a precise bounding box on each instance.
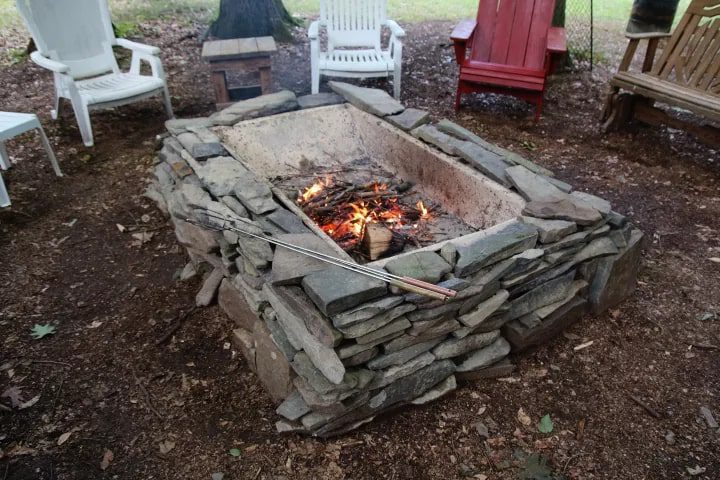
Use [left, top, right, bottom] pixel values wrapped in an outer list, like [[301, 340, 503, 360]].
[[146, 84, 643, 437]]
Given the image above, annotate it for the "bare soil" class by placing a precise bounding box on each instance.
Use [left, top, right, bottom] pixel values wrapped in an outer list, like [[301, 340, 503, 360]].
[[1, 19, 718, 480]]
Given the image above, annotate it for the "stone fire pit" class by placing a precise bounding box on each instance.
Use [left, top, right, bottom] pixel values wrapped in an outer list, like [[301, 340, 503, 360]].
[[147, 83, 643, 437]]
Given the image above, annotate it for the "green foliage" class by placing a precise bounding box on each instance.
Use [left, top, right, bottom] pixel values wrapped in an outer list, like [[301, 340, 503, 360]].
[[113, 21, 138, 38], [538, 414, 554, 434], [30, 323, 56, 339], [519, 453, 566, 480], [8, 47, 28, 64], [228, 448, 241, 457]]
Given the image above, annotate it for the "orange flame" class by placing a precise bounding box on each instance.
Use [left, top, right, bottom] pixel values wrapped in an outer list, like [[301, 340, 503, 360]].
[[298, 175, 332, 203], [417, 200, 430, 219]]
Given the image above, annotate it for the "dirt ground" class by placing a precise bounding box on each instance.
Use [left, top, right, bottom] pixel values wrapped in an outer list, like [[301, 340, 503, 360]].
[[1, 17, 719, 480]]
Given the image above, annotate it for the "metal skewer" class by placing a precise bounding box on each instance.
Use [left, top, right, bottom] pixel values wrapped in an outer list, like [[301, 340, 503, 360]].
[[188, 210, 458, 301]]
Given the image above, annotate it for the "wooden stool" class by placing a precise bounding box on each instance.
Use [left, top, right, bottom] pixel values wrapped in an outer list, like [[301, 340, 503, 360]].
[[202, 36, 277, 109]]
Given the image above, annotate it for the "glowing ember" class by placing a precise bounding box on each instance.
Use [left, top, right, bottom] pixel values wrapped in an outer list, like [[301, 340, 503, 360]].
[[297, 178, 433, 253]]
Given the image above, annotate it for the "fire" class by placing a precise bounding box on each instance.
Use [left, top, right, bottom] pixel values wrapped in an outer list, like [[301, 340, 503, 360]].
[[298, 175, 332, 203], [297, 177, 433, 252]]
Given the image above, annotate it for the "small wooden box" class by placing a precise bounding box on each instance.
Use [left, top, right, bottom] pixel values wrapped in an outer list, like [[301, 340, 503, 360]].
[[202, 36, 277, 109]]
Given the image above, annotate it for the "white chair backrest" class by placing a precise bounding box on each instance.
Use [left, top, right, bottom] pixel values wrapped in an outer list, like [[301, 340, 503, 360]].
[[319, 0, 387, 51], [16, 0, 119, 79]]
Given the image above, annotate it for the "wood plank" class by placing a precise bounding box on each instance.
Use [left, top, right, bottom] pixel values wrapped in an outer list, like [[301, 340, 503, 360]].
[[658, 15, 701, 79], [255, 36, 278, 53], [472, 0, 500, 62], [506, 0, 535, 66], [652, 10, 692, 75], [524, 0, 553, 70], [451, 19, 477, 41], [464, 59, 545, 77], [689, 19, 720, 87], [489, 0, 517, 65], [634, 101, 720, 146], [547, 27, 567, 53]]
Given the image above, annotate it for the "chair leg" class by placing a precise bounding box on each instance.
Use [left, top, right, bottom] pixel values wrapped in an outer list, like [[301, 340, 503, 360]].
[[0, 171, 9, 208], [311, 66, 320, 95], [393, 63, 402, 100], [162, 86, 174, 119], [36, 127, 63, 177], [69, 97, 94, 147], [534, 94, 544, 122], [51, 73, 62, 120], [0, 142, 9, 170], [454, 82, 463, 111]]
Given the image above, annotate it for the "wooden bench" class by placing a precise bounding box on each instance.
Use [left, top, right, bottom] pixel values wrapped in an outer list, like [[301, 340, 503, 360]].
[[602, 0, 720, 145]]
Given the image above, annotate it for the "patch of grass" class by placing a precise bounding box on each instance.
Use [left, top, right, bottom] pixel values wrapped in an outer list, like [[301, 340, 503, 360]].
[[113, 21, 139, 38], [7, 46, 27, 64]]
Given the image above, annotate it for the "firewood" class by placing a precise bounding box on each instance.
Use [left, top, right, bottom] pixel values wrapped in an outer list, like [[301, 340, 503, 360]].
[[361, 223, 395, 260]]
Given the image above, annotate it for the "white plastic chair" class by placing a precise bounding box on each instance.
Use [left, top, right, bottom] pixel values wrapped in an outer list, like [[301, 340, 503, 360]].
[[1, 112, 63, 208], [309, 0, 405, 99], [15, 0, 174, 147]]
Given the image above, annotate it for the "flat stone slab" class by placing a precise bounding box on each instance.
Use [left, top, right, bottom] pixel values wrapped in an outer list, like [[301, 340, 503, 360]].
[[504, 296, 587, 351], [432, 330, 501, 359], [384, 251, 452, 284], [271, 233, 342, 285], [453, 221, 538, 277], [302, 266, 388, 316], [571, 191, 612, 215], [195, 267, 224, 306], [523, 198, 602, 226], [369, 359, 456, 409], [266, 209, 310, 234], [520, 216, 577, 244], [276, 390, 310, 421], [297, 92, 345, 109], [190, 142, 227, 161], [254, 320, 295, 402], [368, 351, 436, 389], [505, 165, 566, 203], [458, 290, 509, 329], [455, 336, 511, 372], [274, 285, 341, 347], [588, 229, 643, 314], [455, 357, 515, 381], [210, 90, 299, 126], [356, 316, 411, 345], [385, 108, 430, 131], [194, 156, 250, 197], [410, 374, 457, 405], [232, 176, 277, 215], [263, 284, 346, 384], [368, 338, 443, 370], [411, 124, 461, 155], [338, 304, 416, 339], [329, 81, 404, 117], [332, 296, 405, 328], [165, 117, 213, 135], [509, 269, 577, 320], [453, 140, 511, 187]]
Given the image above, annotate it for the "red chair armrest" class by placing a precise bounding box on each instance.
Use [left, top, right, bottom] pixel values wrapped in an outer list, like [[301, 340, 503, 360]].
[[451, 19, 476, 42], [547, 27, 567, 54]]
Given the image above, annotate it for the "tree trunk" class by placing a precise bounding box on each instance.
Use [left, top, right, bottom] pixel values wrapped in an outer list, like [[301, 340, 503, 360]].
[[210, 0, 298, 41]]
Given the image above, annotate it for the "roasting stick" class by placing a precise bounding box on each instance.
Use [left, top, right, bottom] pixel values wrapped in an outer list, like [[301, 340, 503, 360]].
[[200, 210, 457, 298], [187, 212, 457, 300]]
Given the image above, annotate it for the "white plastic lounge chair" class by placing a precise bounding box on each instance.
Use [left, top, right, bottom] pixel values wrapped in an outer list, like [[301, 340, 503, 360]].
[[15, 0, 174, 147], [0, 112, 63, 208], [309, 0, 405, 99]]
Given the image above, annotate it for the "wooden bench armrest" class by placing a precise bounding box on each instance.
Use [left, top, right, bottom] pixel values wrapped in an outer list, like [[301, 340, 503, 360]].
[[624, 31, 672, 40], [451, 19, 476, 42], [547, 27, 567, 54]]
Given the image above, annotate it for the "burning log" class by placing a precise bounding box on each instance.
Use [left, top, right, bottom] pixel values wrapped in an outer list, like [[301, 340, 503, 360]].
[[361, 223, 404, 260]]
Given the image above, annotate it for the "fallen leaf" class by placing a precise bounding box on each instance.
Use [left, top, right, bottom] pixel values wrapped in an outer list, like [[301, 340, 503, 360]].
[[228, 448, 241, 457], [1, 386, 24, 408], [87, 320, 103, 329], [709, 257, 720, 264], [30, 323, 56, 339], [100, 449, 114, 470], [211, 474, 224, 480], [573, 340, 594, 351], [538, 414, 554, 434], [19, 395, 41, 410], [7, 445, 37, 457], [517, 408, 532, 426], [687, 465, 706, 476], [57, 431, 73, 446], [116, 224, 126, 233], [159, 440, 175, 454]]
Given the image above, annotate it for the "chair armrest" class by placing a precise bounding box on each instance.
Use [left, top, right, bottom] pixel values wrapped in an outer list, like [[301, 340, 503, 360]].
[[385, 19, 405, 38], [30, 51, 69, 73], [116, 38, 161, 55], [547, 27, 567, 54], [451, 19, 476, 42], [308, 20, 320, 40], [625, 31, 672, 40]]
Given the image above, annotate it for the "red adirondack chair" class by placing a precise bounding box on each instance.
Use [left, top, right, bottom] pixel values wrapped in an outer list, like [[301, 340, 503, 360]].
[[451, 0, 567, 119]]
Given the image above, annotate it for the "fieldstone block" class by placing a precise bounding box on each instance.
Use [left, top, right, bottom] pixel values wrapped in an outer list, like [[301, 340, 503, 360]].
[[332, 296, 405, 327], [302, 266, 387, 316], [254, 320, 295, 402], [385, 108, 430, 131], [232, 327, 257, 372], [505, 165, 567, 203], [338, 304, 416, 339], [456, 357, 515, 381], [176, 132, 202, 152], [297, 92, 345, 109], [410, 374, 456, 405], [266, 209, 311, 234], [269, 285, 340, 348], [190, 142, 227, 161], [174, 219, 218, 253], [329, 81, 404, 117], [194, 156, 250, 197], [368, 338, 443, 369], [263, 284, 346, 384], [220, 196, 249, 218], [588, 229, 643, 314], [342, 346, 380, 367], [508, 269, 576, 320], [452, 140, 511, 186], [432, 330, 501, 359], [384, 251, 452, 284], [411, 124, 462, 155], [571, 191, 612, 215], [520, 216, 577, 243], [195, 267, 224, 307], [503, 296, 588, 351], [210, 90, 299, 126], [369, 360, 455, 409], [455, 336, 511, 372], [453, 221, 538, 277], [436, 119, 554, 177], [165, 117, 212, 135], [276, 390, 310, 421], [367, 351, 436, 389], [271, 234, 342, 285], [523, 198, 602, 226], [458, 290, 509, 329], [233, 175, 277, 215]]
